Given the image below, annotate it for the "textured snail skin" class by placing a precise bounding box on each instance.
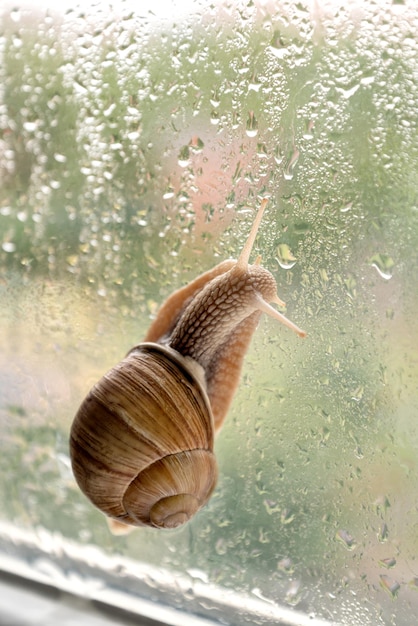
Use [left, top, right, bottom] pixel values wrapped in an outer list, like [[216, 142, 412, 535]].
[[70, 200, 306, 530]]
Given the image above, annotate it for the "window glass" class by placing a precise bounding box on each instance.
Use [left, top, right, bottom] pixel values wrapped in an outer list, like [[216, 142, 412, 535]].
[[1, 1, 417, 624]]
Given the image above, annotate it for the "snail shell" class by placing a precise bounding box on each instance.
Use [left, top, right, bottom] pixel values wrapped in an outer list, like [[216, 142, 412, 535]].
[[70, 200, 305, 530], [70, 343, 217, 529]]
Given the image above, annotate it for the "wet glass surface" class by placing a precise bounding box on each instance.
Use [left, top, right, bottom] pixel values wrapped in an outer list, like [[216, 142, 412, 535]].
[[0, 1, 418, 624]]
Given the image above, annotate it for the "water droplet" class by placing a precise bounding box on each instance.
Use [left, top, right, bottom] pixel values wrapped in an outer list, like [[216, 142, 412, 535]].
[[319, 268, 329, 283], [127, 130, 140, 141], [229, 109, 239, 129], [251, 587, 270, 603], [268, 31, 290, 59], [354, 445, 363, 459], [12, 36, 22, 49], [246, 111, 258, 137], [256, 143, 268, 159], [189, 136, 204, 152], [263, 499, 280, 515], [231, 162, 242, 184], [183, 586, 195, 601], [370, 253, 394, 280], [378, 522, 389, 543], [340, 201, 353, 213], [294, 220, 310, 234], [163, 186, 175, 200], [103, 103, 116, 117], [210, 89, 220, 108], [373, 495, 391, 514], [281, 509, 295, 525], [276, 243, 297, 269], [336, 529, 356, 550], [66, 254, 79, 268], [344, 275, 357, 299], [379, 557, 396, 569], [23, 121, 38, 133], [409, 578, 418, 591], [336, 83, 360, 99], [258, 528, 270, 544], [283, 147, 300, 180], [215, 538, 227, 555], [248, 73, 261, 93], [187, 568, 208, 583], [380, 575, 400, 599], [351, 385, 364, 402], [303, 119, 315, 140], [361, 74, 375, 87], [277, 557, 294, 574], [210, 110, 220, 125], [285, 579, 302, 606], [2, 242, 16, 253], [11, 7, 21, 22], [177, 145, 190, 168], [274, 145, 284, 166]]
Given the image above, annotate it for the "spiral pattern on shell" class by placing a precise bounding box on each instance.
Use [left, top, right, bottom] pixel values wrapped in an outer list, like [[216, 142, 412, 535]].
[[70, 343, 218, 529]]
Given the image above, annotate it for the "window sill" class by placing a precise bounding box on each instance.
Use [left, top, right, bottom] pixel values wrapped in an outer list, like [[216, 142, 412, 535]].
[[0, 521, 336, 626]]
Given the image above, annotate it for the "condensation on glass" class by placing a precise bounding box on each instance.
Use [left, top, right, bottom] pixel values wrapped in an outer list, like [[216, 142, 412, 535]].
[[0, 1, 417, 625]]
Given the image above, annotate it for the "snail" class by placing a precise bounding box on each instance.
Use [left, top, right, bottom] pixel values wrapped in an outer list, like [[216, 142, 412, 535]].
[[70, 199, 306, 531]]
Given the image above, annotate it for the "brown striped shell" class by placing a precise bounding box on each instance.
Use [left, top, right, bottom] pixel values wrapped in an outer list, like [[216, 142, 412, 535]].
[[70, 344, 217, 529], [70, 200, 306, 530]]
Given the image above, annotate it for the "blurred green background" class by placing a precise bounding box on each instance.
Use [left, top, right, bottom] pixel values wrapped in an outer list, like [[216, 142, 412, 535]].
[[1, 1, 417, 624]]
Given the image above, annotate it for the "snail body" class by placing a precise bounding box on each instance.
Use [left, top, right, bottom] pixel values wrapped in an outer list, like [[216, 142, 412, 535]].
[[70, 200, 305, 530]]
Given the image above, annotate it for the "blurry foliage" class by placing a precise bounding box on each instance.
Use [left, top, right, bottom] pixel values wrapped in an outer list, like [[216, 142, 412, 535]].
[[0, 2, 418, 623]]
